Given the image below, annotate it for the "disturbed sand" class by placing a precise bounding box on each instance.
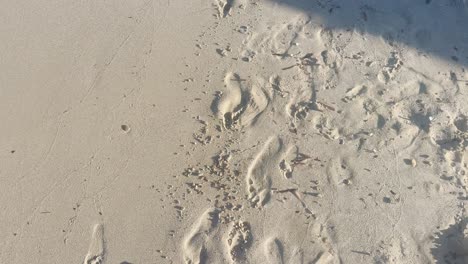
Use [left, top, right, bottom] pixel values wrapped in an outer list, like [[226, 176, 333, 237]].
[[1, 0, 468, 263]]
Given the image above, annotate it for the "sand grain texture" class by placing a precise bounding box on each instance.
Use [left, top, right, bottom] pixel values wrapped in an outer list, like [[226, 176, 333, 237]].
[[1, 0, 468, 263]]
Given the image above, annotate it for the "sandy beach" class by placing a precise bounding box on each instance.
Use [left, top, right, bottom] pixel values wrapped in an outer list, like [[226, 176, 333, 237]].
[[1, 0, 468, 263]]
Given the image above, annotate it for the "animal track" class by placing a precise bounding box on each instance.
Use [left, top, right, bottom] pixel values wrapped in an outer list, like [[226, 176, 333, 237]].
[[83, 224, 105, 264], [213, 72, 269, 130], [246, 136, 286, 207], [226, 221, 252, 262], [183, 208, 220, 264]]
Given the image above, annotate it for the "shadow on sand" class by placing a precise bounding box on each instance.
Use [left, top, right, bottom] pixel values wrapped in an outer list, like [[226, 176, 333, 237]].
[[268, 0, 468, 67], [264, 0, 468, 262], [431, 219, 468, 264]]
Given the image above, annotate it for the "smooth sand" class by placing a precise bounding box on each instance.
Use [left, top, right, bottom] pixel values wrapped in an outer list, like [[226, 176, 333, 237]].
[[1, 0, 468, 263]]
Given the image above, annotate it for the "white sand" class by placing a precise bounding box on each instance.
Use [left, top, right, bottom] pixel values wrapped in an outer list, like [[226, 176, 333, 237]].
[[1, 0, 468, 263]]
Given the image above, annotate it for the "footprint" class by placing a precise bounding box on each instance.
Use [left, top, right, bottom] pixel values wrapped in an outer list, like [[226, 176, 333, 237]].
[[454, 114, 468, 132], [183, 208, 220, 264], [269, 75, 288, 98], [213, 73, 269, 130], [373, 237, 409, 264], [264, 236, 333, 264], [326, 157, 355, 186], [289, 248, 305, 264], [377, 52, 403, 84], [215, 0, 235, 18], [312, 251, 334, 264], [83, 224, 105, 264], [342, 84, 368, 103], [226, 221, 252, 263], [215, 0, 248, 18], [214, 73, 243, 130], [246, 136, 286, 207], [241, 83, 269, 128], [264, 238, 284, 264], [279, 159, 293, 179]]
